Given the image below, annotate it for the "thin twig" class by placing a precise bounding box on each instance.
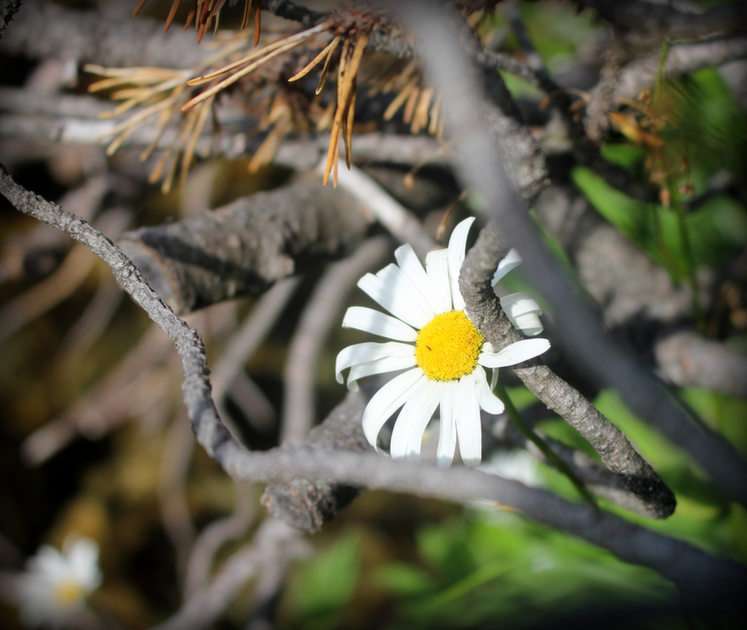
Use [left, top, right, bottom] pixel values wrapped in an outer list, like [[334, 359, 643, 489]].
[[156, 518, 309, 630], [213, 278, 300, 429], [281, 237, 390, 444], [184, 481, 256, 598]]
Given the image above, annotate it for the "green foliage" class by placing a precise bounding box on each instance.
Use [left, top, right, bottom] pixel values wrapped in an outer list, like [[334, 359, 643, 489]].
[[284, 534, 361, 630], [360, 387, 747, 629], [592, 390, 747, 564], [682, 387, 747, 458], [374, 513, 673, 629], [572, 167, 747, 280], [517, 2, 597, 70], [575, 65, 747, 282]]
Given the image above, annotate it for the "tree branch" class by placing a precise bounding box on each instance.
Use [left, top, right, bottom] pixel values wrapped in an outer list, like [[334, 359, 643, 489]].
[[460, 222, 675, 518], [117, 179, 372, 314]]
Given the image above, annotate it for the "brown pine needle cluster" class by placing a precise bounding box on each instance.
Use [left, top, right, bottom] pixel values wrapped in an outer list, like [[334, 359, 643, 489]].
[[133, 0, 262, 44], [249, 90, 327, 173], [86, 59, 217, 193], [181, 15, 375, 186], [374, 61, 444, 138], [90, 7, 491, 191], [609, 90, 691, 207]]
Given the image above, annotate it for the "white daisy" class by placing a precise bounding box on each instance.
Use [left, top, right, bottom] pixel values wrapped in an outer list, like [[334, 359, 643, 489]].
[[17, 537, 102, 627], [336, 217, 550, 465]]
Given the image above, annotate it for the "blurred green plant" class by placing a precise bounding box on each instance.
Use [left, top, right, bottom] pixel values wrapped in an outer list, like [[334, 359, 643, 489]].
[[574, 67, 747, 288], [284, 534, 361, 630]]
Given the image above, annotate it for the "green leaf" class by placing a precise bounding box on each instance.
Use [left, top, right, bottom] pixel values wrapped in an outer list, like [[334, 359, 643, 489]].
[[285, 534, 361, 629], [572, 167, 747, 279], [681, 388, 747, 458], [592, 390, 747, 563], [390, 512, 674, 629], [601, 143, 645, 170], [373, 564, 436, 596]]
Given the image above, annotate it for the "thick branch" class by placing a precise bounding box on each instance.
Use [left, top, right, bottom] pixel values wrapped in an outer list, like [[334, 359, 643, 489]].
[[118, 179, 372, 314], [262, 392, 369, 533], [520, 435, 665, 516]]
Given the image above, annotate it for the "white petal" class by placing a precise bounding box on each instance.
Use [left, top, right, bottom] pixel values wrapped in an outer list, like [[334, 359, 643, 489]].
[[66, 539, 101, 590], [358, 271, 431, 328], [447, 217, 475, 311], [29, 547, 69, 582], [500, 292, 544, 336], [436, 385, 457, 466], [346, 354, 417, 390], [491, 248, 522, 287], [511, 313, 543, 336], [389, 379, 441, 458], [478, 338, 551, 368], [335, 342, 414, 384], [375, 263, 436, 323], [455, 377, 483, 466], [425, 249, 452, 313], [475, 366, 505, 415], [394, 244, 439, 317], [342, 306, 418, 342], [361, 368, 424, 448]]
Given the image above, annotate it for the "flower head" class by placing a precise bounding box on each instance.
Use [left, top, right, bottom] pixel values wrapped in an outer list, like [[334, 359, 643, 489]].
[[17, 537, 101, 627], [336, 217, 550, 465]]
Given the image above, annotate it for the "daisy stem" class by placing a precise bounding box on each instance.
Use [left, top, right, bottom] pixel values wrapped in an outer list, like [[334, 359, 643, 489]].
[[494, 383, 598, 509]]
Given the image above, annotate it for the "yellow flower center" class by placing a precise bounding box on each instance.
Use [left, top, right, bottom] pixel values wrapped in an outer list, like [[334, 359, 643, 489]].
[[53, 580, 84, 607], [415, 311, 484, 381]]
